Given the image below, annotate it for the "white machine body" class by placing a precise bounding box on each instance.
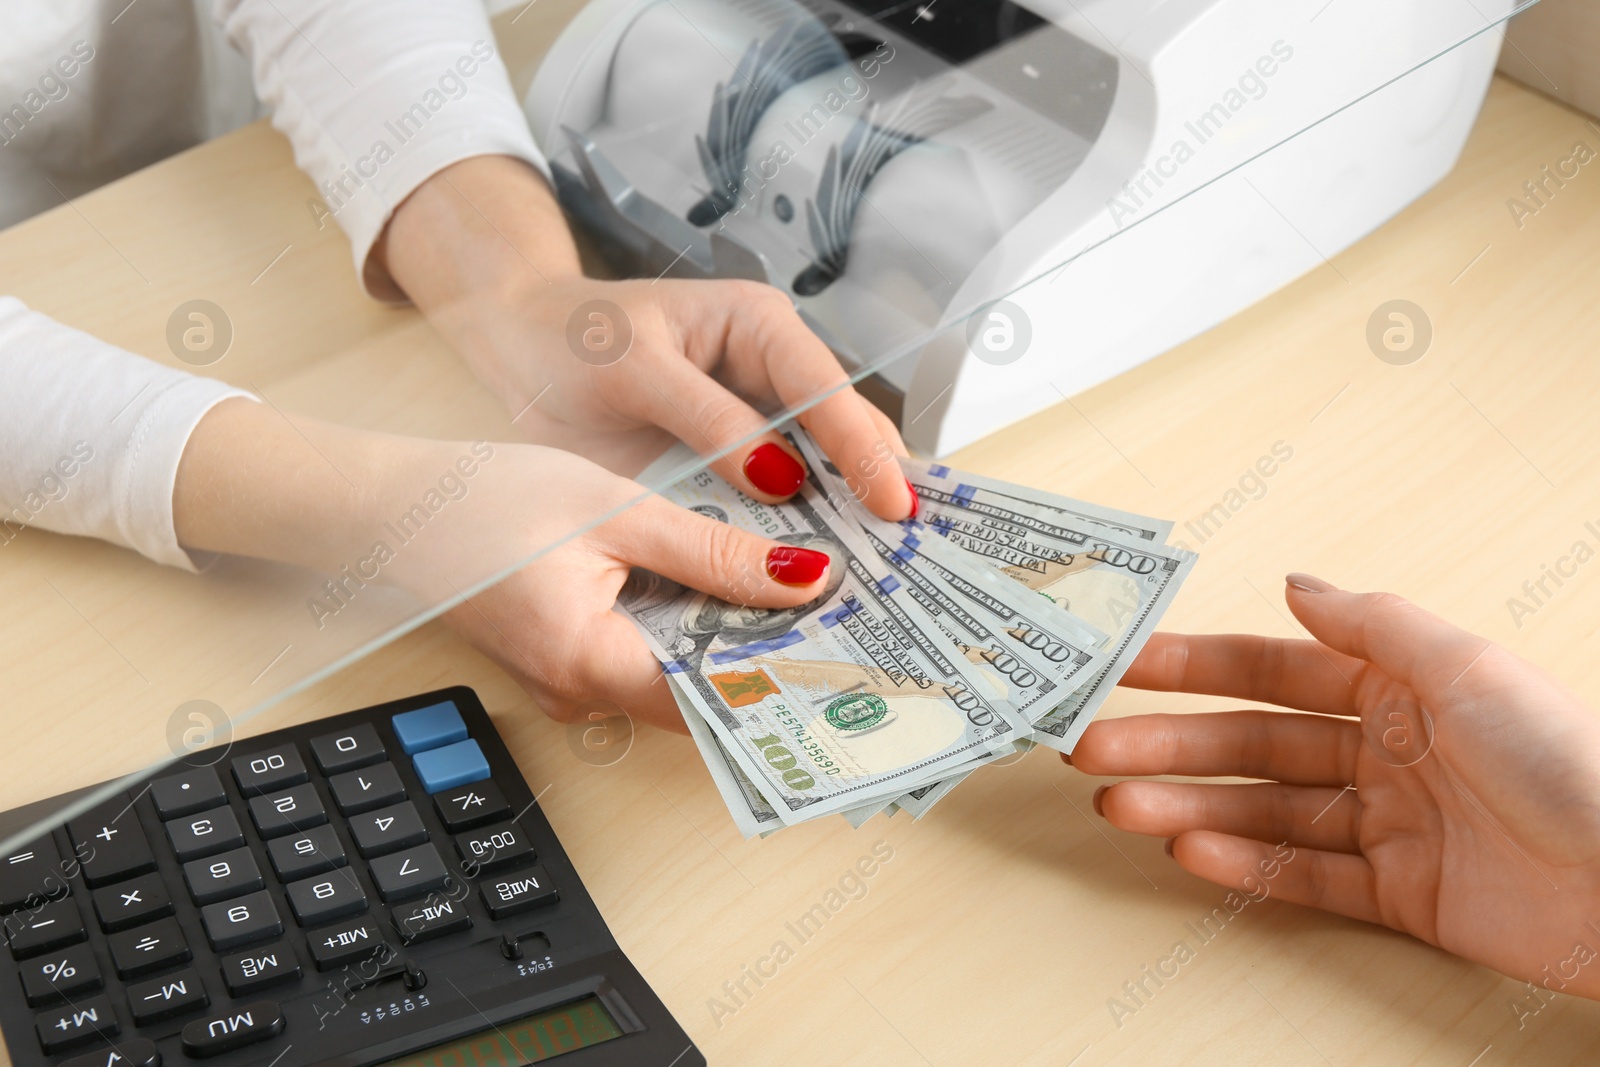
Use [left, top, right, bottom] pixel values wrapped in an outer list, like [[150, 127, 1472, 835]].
[[528, 0, 1513, 455]]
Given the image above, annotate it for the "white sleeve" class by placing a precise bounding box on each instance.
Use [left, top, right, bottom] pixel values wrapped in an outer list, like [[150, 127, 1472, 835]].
[[0, 297, 255, 572], [213, 0, 550, 302]]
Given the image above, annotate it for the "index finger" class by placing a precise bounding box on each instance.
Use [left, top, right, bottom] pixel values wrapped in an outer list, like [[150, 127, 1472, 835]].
[[1124, 632, 1365, 717], [721, 286, 915, 521]]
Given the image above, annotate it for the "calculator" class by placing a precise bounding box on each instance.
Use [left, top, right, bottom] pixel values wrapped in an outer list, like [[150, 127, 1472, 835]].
[[0, 687, 704, 1067]]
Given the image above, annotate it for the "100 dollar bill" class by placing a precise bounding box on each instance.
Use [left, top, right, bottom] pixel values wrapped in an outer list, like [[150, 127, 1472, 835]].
[[621, 445, 1026, 825], [903, 460, 1195, 753], [795, 434, 1108, 723]]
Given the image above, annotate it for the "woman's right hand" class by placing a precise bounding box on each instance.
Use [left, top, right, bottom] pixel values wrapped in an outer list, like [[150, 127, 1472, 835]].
[[421, 443, 832, 731], [174, 398, 834, 731]]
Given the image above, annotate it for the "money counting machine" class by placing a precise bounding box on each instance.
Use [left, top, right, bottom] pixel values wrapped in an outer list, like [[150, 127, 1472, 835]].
[[526, 0, 1512, 455]]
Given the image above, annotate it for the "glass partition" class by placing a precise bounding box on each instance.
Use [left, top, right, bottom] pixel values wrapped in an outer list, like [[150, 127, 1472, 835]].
[[0, 0, 1544, 852]]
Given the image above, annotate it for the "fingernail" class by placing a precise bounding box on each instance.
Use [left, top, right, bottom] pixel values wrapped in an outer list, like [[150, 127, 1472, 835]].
[[1060, 752, 1073, 766], [1164, 836, 1176, 858], [767, 545, 830, 587], [744, 443, 805, 497], [1092, 785, 1108, 817], [904, 477, 920, 521], [1286, 572, 1335, 594]]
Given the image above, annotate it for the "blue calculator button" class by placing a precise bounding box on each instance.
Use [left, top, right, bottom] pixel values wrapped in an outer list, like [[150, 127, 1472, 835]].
[[391, 701, 468, 754], [413, 740, 491, 794]]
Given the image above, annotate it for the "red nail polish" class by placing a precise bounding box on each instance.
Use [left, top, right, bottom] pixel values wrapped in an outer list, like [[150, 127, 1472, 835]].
[[904, 477, 920, 520], [1092, 784, 1108, 817], [744, 443, 805, 497], [767, 546, 830, 587]]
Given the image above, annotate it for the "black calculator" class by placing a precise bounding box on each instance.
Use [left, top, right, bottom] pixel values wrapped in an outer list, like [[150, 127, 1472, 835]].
[[0, 687, 704, 1067]]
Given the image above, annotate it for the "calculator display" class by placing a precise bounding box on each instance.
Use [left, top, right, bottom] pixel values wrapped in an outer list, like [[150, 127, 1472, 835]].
[[374, 997, 624, 1066]]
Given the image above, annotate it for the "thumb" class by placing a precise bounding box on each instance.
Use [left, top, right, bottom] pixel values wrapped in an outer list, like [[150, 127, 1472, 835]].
[[1283, 574, 1490, 696], [597, 493, 833, 608]]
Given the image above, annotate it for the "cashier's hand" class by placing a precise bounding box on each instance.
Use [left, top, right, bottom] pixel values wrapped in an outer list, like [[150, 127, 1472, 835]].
[[378, 155, 916, 521], [1068, 575, 1600, 1000], [174, 403, 836, 732], [435, 447, 839, 731]]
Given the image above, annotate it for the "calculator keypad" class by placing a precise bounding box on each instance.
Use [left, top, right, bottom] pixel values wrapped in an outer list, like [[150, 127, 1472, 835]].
[[9, 695, 568, 1067]]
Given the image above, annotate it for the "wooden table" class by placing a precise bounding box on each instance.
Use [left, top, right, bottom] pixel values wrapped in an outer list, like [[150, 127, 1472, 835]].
[[2, 24, 1599, 1063]]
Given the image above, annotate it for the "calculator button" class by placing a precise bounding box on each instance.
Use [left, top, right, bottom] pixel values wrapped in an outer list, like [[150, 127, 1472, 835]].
[[391, 701, 468, 754], [60, 1037, 158, 1067], [349, 801, 428, 858], [18, 941, 103, 1005], [413, 739, 491, 794], [68, 801, 157, 888], [454, 823, 534, 873], [391, 896, 471, 945], [150, 766, 226, 820], [267, 824, 346, 882], [108, 917, 191, 978], [285, 870, 367, 926], [200, 890, 283, 951], [481, 866, 559, 919], [247, 784, 328, 839], [231, 745, 308, 796], [166, 806, 245, 862], [126, 966, 209, 1025], [433, 780, 511, 832], [311, 723, 386, 774], [328, 762, 407, 815], [6, 898, 87, 957], [220, 939, 301, 997], [182, 847, 264, 905], [180, 999, 285, 1058], [369, 844, 450, 903], [306, 917, 387, 970], [35, 994, 117, 1054], [0, 833, 68, 913], [92, 873, 173, 932]]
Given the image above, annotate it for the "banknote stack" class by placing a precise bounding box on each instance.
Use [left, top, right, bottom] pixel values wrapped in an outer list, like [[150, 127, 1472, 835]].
[[619, 431, 1196, 837]]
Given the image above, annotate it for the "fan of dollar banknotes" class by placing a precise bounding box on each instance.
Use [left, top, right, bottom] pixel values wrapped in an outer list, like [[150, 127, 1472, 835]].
[[619, 430, 1196, 837]]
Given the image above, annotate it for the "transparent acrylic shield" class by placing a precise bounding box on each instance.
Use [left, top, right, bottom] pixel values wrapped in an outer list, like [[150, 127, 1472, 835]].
[[0, 0, 1546, 852]]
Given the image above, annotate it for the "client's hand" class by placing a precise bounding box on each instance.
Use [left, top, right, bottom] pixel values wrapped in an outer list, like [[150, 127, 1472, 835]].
[[1069, 575, 1600, 999], [379, 155, 915, 521]]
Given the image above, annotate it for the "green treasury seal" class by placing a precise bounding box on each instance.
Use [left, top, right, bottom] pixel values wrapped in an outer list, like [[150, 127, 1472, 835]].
[[825, 692, 889, 732]]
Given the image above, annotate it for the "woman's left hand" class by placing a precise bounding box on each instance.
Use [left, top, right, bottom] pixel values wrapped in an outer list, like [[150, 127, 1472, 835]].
[[380, 155, 916, 521]]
